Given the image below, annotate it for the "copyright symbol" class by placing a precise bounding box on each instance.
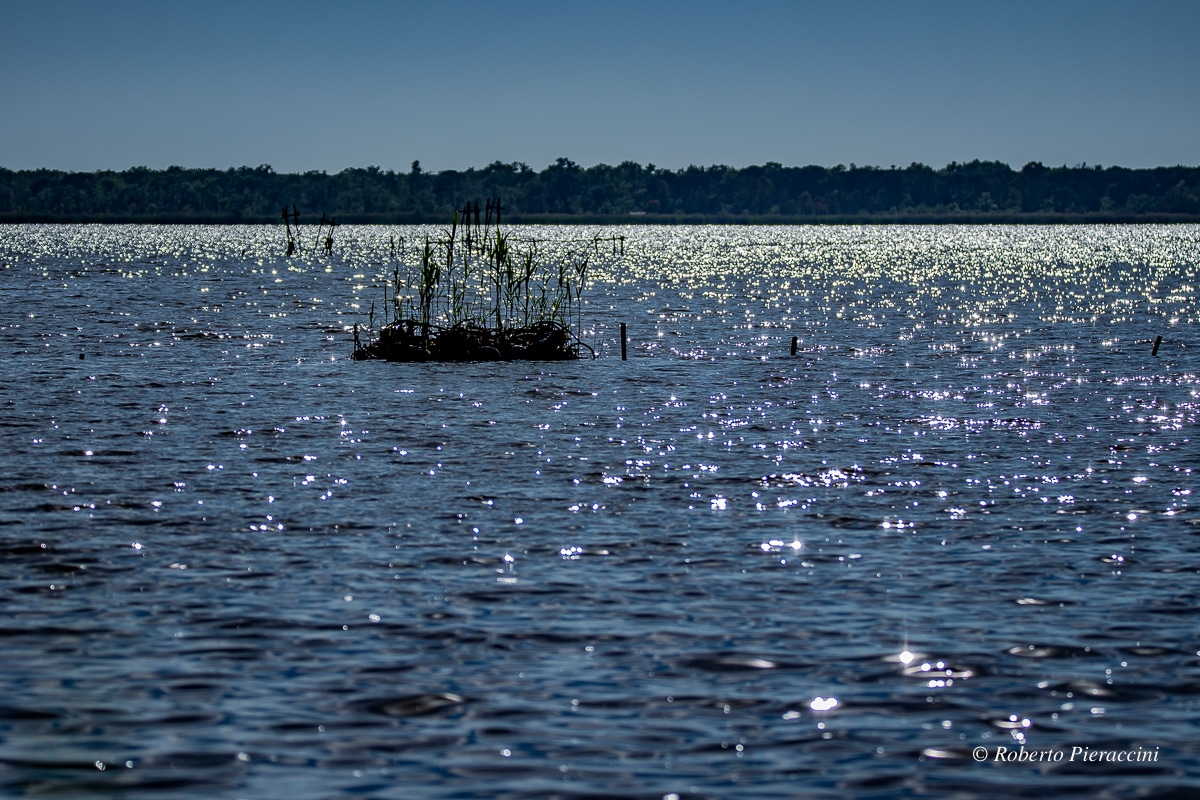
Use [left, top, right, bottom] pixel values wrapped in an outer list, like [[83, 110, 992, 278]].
[[972, 747, 988, 762]]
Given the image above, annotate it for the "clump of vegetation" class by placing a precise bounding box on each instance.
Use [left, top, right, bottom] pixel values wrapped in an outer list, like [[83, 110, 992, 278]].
[[353, 201, 618, 362]]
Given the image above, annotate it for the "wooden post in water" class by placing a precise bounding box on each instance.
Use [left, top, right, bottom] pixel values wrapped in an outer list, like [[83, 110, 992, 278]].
[[283, 206, 300, 256], [791, 336, 798, 356], [315, 214, 330, 252], [1153, 335, 1163, 356], [620, 323, 627, 361], [324, 217, 337, 255], [471, 201, 480, 252], [461, 202, 473, 251], [282, 206, 293, 255]]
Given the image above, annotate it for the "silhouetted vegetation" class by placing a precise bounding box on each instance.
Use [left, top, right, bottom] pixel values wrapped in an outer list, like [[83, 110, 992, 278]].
[[353, 203, 605, 362], [2, 159, 1198, 223]]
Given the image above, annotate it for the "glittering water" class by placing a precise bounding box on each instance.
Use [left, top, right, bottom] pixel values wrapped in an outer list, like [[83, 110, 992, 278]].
[[1, 224, 1198, 798]]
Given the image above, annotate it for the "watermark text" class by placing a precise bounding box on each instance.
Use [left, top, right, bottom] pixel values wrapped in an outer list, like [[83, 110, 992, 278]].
[[972, 745, 1159, 763]]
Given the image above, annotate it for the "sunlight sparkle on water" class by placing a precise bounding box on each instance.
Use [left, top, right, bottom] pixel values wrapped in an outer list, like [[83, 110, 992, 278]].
[[2, 222, 1199, 799]]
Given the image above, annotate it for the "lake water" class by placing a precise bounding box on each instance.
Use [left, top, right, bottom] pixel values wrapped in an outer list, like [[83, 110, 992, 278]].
[[1, 223, 1198, 798]]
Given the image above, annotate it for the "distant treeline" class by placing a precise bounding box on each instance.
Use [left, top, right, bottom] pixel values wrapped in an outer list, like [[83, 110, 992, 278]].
[[2, 159, 1199, 224]]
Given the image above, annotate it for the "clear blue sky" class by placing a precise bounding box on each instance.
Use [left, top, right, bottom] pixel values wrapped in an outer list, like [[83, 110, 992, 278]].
[[4, 0, 1197, 173]]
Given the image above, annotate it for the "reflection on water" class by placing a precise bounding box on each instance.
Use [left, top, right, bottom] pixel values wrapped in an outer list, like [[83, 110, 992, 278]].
[[1, 224, 1198, 797]]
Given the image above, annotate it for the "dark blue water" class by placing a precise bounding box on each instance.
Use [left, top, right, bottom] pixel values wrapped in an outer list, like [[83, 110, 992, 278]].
[[1, 224, 1198, 798]]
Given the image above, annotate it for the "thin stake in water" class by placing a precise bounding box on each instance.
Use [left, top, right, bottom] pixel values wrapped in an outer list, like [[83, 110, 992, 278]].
[[282, 205, 300, 255]]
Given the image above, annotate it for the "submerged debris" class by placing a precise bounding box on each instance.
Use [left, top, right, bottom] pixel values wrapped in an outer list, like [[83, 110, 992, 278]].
[[352, 319, 589, 362]]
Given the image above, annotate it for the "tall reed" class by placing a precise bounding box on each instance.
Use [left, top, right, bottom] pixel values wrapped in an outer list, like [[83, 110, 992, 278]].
[[357, 203, 621, 361]]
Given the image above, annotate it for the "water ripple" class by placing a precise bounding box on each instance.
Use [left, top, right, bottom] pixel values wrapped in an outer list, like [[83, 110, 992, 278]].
[[1, 224, 1198, 797]]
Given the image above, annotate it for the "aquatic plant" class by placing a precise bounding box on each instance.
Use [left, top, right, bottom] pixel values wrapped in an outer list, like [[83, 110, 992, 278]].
[[353, 201, 618, 361]]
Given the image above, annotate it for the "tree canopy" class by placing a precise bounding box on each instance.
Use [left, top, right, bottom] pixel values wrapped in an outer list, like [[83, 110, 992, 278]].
[[2, 159, 1197, 223]]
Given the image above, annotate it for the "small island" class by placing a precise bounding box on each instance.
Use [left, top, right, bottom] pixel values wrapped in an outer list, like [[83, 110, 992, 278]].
[[352, 201, 607, 362]]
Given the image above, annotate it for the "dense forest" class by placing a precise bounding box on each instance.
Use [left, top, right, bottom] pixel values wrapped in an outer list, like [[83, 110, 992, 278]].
[[2, 159, 1198, 223]]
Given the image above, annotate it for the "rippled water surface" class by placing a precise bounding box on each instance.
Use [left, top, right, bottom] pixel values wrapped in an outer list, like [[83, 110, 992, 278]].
[[2, 224, 1199, 798]]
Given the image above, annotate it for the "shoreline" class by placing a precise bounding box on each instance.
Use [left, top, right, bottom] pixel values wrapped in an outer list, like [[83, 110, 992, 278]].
[[3, 212, 1199, 225]]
